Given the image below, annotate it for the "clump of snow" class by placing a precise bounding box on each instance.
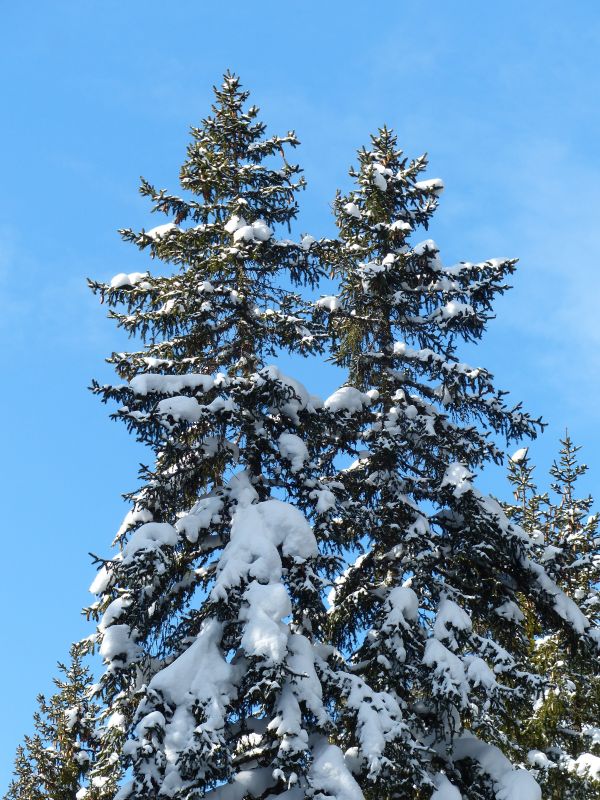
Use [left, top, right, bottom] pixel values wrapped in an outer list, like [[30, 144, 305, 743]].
[[229, 217, 272, 243], [212, 500, 317, 600], [510, 447, 529, 464], [324, 386, 374, 413], [145, 222, 178, 240], [453, 734, 541, 800], [390, 219, 411, 232], [278, 433, 309, 472], [370, 164, 389, 191], [99, 624, 140, 668], [130, 373, 216, 396], [121, 522, 178, 564], [441, 463, 473, 498], [527, 750, 555, 770], [343, 202, 360, 218], [431, 774, 462, 800], [310, 740, 364, 800], [240, 581, 291, 664], [567, 752, 600, 781], [156, 395, 203, 423], [109, 272, 149, 289], [176, 495, 224, 543], [301, 234, 316, 250], [495, 600, 525, 623], [316, 295, 342, 312], [434, 598, 472, 647], [423, 638, 468, 707], [414, 178, 444, 194]]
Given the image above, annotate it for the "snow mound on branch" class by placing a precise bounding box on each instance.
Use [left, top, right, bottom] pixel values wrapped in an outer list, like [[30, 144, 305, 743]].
[[211, 499, 317, 599], [99, 624, 140, 668], [109, 271, 149, 289], [240, 582, 291, 664], [278, 432, 309, 472], [120, 522, 178, 563], [144, 619, 234, 787], [431, 774, 462, 800], [566, 752, 600, 781], [156, 394, 203, 422], [310, 740, 364, 800], [441, 463, 473, 498], [510, 448, 528, 464], [453, 734, 541, 800], [129, 372, 216, 395], [145, 222, 178, 240], [434, 598, 472, 645], [324, 386, 374, 413], [343, 202, 360, 218], [414, 178, 444, 194], [259, 365, 322, 421], [226, 214, 272, 243], [316, 295, 342, 312]]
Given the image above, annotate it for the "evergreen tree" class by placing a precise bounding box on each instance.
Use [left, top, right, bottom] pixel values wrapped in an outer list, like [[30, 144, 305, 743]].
[[316, 127, 600, 799], [83, 74, 373, 800], [5, 643, 99, 800], [503, 438, 600, 798]]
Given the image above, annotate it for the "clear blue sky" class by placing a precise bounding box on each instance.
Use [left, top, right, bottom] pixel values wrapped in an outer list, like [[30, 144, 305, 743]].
[[1, 0, 599, 786]]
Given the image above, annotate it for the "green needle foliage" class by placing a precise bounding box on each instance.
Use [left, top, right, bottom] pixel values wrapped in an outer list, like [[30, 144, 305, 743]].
[[504, 436, 600, 798], [5, 644, 100, 800]]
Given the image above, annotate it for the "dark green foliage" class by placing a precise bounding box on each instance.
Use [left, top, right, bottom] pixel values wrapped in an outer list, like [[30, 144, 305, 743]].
[[5, 644, 99, 800]]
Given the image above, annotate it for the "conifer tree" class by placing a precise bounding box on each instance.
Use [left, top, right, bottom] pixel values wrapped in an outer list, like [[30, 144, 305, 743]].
[[503, 438, 600, 798], [82, 74, 376, 800], [316, 127, 600, 799], [5, 643, 99, 800]]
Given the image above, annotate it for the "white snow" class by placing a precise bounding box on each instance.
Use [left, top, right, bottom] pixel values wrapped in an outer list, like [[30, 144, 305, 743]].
[[256, 365, 322, 422], [371, 165, 388, 191], [324, 386, 374, 413], [232, 219, 272, 243], [453, 735, 541, 800], [99, 624, 140, 668], [390, 219, 412, 232], [414, 178, 444, 194], [278, 433, 309, 472], [145, 222, 178, 240], [301, 234, 316, 250], [175, 494, 224, 544], [316, 295, 342, 312], [130, 373, 216, 396], [211, 500, 317, 600], [465, 656, 496, 689], [431, 774, 462, 800], [109, 271, 149, 289], [423, 638, 468, 707], [121, 521, 179, 563], [495, 600, 525, 623], [434, 598, 472, 646], [240, 581, 291, 664], [441, 463, 473, 498], [156, 395, 203, 422], [343, 202, 361, 218], [310, 740, 365, 800], [527, 750, 555, 770], [567, 752, 600, 781], [510, 448, 529, 464]]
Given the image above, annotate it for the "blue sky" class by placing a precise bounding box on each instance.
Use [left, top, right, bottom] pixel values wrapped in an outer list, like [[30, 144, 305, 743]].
[[1, 0, 599, 786]]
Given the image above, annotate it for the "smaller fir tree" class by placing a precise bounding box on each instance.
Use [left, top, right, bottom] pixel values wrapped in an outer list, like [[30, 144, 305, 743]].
[[503, 437, 600, 798], [5, 643, 101, 800]]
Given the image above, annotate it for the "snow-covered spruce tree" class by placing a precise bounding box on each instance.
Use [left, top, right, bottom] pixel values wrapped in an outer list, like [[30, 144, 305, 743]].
[[5, 643, 99, 800], [316, 127, 600, 799], [503, 438, 600, 797], [83, 74, 377, 800]]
